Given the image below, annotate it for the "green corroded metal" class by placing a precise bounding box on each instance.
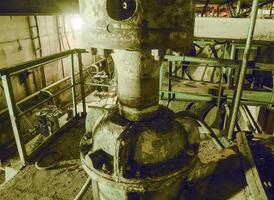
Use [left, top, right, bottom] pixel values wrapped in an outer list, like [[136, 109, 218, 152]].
[[160, 90, 274, 106], [160, 55, 274, 108]]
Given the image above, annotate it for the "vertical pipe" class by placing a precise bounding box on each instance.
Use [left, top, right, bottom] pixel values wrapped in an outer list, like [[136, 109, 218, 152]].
[[71, 54, 77, 116], [227, 44, 236, 88], [236, 0, 241, 15], [226, 0, 259, 139], [78, 53, 86, 114], [159, 64, 163, 91], [1, 74, 27, 165], [270, 0, 273, 17], [168, 61, 173, 102]]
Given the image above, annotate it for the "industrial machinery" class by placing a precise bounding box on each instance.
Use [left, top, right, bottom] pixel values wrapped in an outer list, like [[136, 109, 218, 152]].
[[79, 0, 202, 199], [35, 106, 61, 137]]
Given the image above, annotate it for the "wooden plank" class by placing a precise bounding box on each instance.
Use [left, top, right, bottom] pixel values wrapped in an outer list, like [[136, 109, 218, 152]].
[[237, 132, 268, 200]]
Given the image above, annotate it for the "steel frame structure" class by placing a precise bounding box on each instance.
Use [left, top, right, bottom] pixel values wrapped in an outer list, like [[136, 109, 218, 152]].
[[160, 55, 274, 107], [161, 0, 273, 140]]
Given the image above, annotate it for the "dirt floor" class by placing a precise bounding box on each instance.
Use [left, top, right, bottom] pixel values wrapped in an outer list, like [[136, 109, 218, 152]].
[[0, 118, 248, 200], [0, 119, 93, 200]]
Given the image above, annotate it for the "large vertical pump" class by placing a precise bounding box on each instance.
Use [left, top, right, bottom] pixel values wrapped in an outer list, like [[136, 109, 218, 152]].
[[79, 0, 198, 199]]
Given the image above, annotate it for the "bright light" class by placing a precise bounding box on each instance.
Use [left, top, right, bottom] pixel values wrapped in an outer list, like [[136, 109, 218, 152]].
[[71, 16, 83, 31]]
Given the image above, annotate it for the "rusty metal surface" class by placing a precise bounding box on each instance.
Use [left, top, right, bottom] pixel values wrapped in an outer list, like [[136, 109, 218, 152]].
[[80, 0, 195, 50], [81, 107, 198, 199], [79, 1, 198, 199], [113, 50, 160, 121]]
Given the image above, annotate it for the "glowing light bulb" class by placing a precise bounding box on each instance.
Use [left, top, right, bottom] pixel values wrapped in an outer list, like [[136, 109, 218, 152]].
[[71, 16, 83, 31]]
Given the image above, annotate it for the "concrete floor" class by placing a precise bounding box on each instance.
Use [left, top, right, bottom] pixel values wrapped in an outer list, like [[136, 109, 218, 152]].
[[0, 116, 249, 200]]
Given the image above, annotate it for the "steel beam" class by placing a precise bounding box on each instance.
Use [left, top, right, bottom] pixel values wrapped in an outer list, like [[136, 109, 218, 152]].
[[0, 0, 79, 15], [194, 18, 274, 42]]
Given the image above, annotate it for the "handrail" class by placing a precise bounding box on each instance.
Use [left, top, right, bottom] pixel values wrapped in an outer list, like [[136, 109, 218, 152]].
[[0, 48, 89, 165], [0, 48, 87, 76], [164, 55, 274, 71]]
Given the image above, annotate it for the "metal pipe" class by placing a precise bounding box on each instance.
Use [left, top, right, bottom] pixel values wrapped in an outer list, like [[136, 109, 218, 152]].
[[18, 85, 73, 117], [201, 0, 210, 17], [78, 53, 86, 114], [71, 54, 77, 117], [74, 178, 92, 200], [40, 90, 56, 106], [84, 83, 112, 88], [164, 55, 274, 71], [177, 111, 225, 149], [0, 76, 70, 116], [168, 61, 173, 102], [160, 90, 274, 106], [236, 0, 241, 15], [226, 0, 259, 139]]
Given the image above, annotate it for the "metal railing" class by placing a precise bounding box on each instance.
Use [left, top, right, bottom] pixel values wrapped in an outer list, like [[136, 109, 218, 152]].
[[160, 54, 274, 108], [0, 49, 88, 166]]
